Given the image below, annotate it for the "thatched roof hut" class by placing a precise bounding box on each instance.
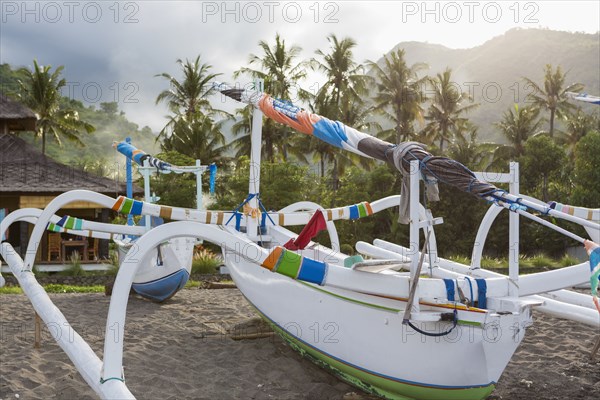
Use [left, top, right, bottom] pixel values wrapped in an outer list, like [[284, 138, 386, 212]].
[[0, 94, 37, 133], [0, 133, 131, 195], [0, 133, 142, 262]]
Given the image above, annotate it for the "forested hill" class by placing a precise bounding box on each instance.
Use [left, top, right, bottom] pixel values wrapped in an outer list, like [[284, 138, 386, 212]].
[[0, 64, 159, 173], [385, 28, 600, 142]]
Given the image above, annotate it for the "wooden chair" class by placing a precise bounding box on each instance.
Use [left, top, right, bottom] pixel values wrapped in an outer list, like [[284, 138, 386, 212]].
[[88, 238, 99, 261], [47, 233, 61, 261]]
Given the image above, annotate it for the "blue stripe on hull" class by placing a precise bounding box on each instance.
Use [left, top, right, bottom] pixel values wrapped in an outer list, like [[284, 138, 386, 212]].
[[132, 269, 190, 302]]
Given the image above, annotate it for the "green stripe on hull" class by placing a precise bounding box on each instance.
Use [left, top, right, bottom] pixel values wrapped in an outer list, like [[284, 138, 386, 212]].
[[254, 307, 494, 400], [276, 250, 302, 278]]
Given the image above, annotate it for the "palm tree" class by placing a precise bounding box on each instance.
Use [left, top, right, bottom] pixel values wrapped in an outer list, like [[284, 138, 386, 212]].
[[309, 96, 376, 187], [234, 33, 312, 162], [423, 68, 478, 151], [556, 109, 595, 157], [155, 56, 223, 139], [494, 104, 543, 159], [161, 113, 227, 162], [448, 121, 498, 171], [368, 49, 428, 144], [17, 60, 95, 154], [235, 33, 310, 100], [312, 35, 369, 120], [229, 105, 310, 163], [523, 64, 583, 137], [311, 35, 376, 188], [230, 106, 253, 158]]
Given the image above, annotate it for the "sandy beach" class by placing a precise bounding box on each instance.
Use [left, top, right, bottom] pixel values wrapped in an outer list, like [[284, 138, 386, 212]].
[[1, 288, 598, 400]]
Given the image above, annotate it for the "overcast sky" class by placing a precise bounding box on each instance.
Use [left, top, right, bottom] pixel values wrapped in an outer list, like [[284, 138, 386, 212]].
[[2, 1, 599, 131]]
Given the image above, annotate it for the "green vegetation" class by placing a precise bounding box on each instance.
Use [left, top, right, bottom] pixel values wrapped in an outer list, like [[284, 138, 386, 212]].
[[184, 280, 203, 289], [0, 284, 105, 295], [2, 28, 597, 261], [191, 248, 223, 274], [448, 254, 573, 271], [15, 60, 95, 154], [1, 62, 158, 171], [523, 64, 584, 137], [559, 254, 581, 268], [0, 286, 23, 294], [62, 251, 85, 276]]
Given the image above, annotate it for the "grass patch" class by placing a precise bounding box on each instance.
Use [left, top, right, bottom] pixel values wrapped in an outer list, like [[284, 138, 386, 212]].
[[0, 286, 23, 294], [560, 254, 580, 267], [0, 284, 105, 295], [61, 251, 85, 276], [529, 254, 554, 268], [453, 253, 577, 270], [183, 279, 235, 290], [43, 284, 104, 293], [104, 250, 120, 276], [480, 257, 507, 269], [184, 280, 202, 289], [191, 248, 223, 274], [448, 255, 471, 265]]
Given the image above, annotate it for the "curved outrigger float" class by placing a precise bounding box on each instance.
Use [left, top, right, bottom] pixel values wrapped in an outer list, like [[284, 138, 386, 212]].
[[1, 82, 598, 400]]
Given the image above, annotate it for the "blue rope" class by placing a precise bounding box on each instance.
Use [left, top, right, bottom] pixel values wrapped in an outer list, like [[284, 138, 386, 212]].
[[443, 279, 455, 302], [257, 198, 275, 226], [260, 213, 268, 233], [225, 193, 256, 226], [475, 278, 487, 309], [464, 277, 474, 306], [234, 213, 242, 231]]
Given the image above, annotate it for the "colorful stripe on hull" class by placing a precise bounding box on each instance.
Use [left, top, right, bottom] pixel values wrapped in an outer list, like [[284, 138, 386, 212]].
[[261, 246, 328, 285]]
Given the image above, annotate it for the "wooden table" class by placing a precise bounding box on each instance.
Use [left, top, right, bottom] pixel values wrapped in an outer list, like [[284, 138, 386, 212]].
[[61, 240, 88, 262]]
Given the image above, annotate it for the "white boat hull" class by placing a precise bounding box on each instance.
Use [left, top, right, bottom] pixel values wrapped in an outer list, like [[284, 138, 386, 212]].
[[224, 250, 530, 400]]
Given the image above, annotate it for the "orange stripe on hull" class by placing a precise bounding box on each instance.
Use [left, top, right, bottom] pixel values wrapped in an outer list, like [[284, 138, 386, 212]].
[[262, 246, 283, 271]]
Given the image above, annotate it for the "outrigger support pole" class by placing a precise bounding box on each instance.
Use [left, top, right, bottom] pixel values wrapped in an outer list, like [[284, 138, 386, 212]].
[[403, 230, 431, 323], [247, 78, 264, 240]]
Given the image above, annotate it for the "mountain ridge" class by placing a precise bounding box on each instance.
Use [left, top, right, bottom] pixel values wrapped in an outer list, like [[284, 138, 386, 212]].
[[382, 28, 600, 142]]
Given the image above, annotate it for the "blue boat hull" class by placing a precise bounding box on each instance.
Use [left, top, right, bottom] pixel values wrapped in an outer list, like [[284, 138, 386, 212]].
[[132, 268, 190, 302]]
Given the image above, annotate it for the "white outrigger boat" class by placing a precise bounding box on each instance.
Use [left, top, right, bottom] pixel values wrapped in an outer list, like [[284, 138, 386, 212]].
[[0, 81, 598, 400], [110, 139, 216, 302]]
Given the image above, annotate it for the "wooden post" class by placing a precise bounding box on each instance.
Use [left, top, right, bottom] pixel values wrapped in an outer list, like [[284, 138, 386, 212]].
[[34, 312, 42, 349]]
